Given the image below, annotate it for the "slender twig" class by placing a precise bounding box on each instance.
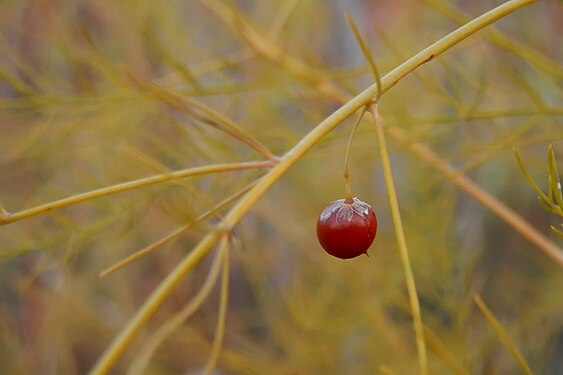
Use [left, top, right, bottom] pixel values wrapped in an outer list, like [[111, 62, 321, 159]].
[[99, 181, 258, 278], [344, 14, 382, 99], [547, 145, 563, 209], [474, 295, 534, 375], [126, 72, 278, 162], [343, 107, 367, 202], [424, 0, 563, 78], [0, 161, 274, 225], [126, 242, 226, 375], [423, 326, 470, 375], [204, 236, 230, 374]]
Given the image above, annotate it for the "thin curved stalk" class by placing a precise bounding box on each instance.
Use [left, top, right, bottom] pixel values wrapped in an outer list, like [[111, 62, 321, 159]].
[[89, 2, 542, 373], [424, 0, 562, 78], [126, 72, 278, 162], [99, 180, 257, 278], [474, 295, 534, 375], [203, 236, 230, 374], [126, 240, 227, 375], [1, 161, 274, 225]]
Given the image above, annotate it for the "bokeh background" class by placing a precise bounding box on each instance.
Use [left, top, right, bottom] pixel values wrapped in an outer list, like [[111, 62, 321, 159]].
[[1, 0, 562, 374]]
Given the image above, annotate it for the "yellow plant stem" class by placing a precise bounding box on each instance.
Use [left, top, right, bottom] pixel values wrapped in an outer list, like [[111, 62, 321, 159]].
[[127, 241, 227, 375], [368, 103, 428, 375], [0, 161, 274, 225], [474, 295, 534, 375], [99, 180, 258, 278], [89, 1, 542, 373], [90, 230, 224, 375], [126, 72, 278, 162], [204, 236, 230, 374], [423, 326, 470, 375], [424, 0, 562, 78], [156, 0, 298, 86]]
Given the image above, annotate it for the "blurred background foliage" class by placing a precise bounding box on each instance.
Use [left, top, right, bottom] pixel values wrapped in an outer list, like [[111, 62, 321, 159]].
[[0, 0, 562, 374]]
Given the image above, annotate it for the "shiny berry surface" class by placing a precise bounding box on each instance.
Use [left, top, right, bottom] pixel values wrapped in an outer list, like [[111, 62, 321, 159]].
[[316, 198, 377, 259]]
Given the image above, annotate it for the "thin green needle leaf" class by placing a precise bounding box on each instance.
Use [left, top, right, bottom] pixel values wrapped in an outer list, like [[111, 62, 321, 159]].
[[547, 145, 563, 210], [513, 147, 550, 203], [538, 196, 555, 214], [548, 175, 554, 205]]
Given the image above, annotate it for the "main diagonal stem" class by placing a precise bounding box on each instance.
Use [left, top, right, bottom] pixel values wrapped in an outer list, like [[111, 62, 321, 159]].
[[89, 1, 539, 373]]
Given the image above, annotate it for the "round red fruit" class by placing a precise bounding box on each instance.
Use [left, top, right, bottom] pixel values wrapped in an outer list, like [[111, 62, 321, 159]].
[[316, 197, 377, 259]]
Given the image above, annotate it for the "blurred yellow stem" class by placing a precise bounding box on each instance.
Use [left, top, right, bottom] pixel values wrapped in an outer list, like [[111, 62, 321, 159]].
[[0, 161, 274, 225], [126, 72, 278, 162], [99, 181, 258, 278], [126, 241, 227, 375], [204, 236, 230, 374], [424, 0, 563, 78], [474, 295, 534, 375]]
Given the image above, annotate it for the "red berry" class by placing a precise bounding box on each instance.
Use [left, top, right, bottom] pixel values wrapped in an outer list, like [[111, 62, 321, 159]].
[[316, 197, 377, 259]]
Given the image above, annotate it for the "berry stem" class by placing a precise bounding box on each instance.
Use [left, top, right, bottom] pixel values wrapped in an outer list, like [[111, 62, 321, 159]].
[[343, 173, 353, 203], [343, 107, 367, 203]]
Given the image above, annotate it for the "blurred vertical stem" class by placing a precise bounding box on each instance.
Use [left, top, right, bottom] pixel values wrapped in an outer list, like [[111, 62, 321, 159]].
[[368, 103, 428, 375], [89, 1, 541, 373], [474, 295, 534, 375], [347, 10, 427, 373], [204, 236, 230, 374]]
